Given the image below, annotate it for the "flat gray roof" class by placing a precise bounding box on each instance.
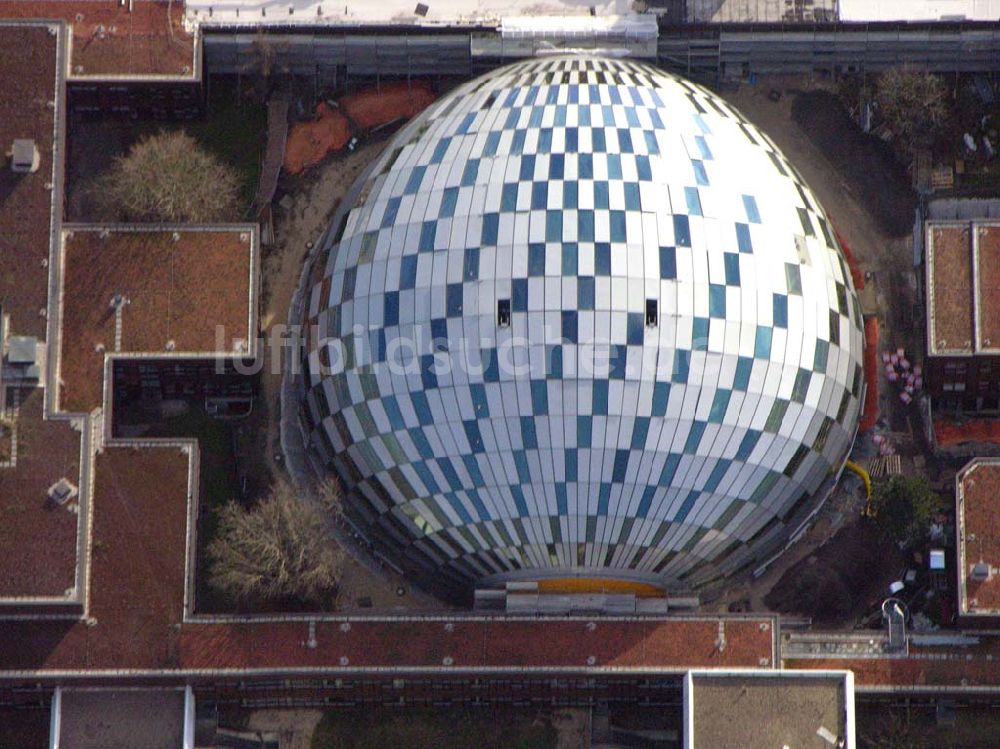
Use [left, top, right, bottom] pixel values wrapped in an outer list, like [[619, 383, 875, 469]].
[[686, 671, 850, 749], [56, 688, 186, 749]]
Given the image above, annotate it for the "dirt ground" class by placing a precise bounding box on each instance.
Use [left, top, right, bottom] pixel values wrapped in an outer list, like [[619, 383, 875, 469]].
[[260, 141, 445, 613], [857, 703, 1000, 749], [702, 76, 925, 622]]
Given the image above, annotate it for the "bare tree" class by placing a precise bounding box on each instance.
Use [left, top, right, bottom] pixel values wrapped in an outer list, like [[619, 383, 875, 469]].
[[875, 68, 949, 159], [94, 131, 240, 223], [208, 482, 345, 606]]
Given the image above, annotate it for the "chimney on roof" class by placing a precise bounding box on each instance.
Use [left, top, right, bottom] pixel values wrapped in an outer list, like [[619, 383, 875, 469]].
[[10, 139, 40, 173], [971, 562, 991, 581]]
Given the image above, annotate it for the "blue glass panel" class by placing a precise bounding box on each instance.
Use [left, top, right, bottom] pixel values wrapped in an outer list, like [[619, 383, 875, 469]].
[[773, 293, 788, 329], [578, 276, 595, 309], [724, 253, 740, 285], [684, 187, 702, 216], [674, 489, 701, 523], [549, 154, 565, 179], [564, 181, 579, 209], [709, 284, 726, 319], [592, 380, 609, 415], [463, 248, 480, 281], [484, 131, 501, 157], [627, 312, 644, 345], [511, 129, 526, 155], [457, 112, 476, 134], [512, 278, 528, 311], [513, 452, 531, 483], [482, 348, 500, 382], [672, 349, 690, 383], [695, 135, 713, 160], [596, 243, 612, 276], [631, 417, 650, 449], [440, 187, 458, 218], [607, 154, 623, 180], [735, 222, 753, 253], [579, 153, 594, 179], [593, 128, 606, 152], [637, 155, 652, 181], [659, 453, 681, 484], [742, 194, 760, 223], [538, 128, 553, 153], [528, 243, 546, 276], [565, 448, 578, 481], [612, 450, 630, 483], [562, 310, 579, 343], [383, 291, 400, 327], [674, 215, 691, 247], [460, 159, 479, 187], [410, 391, 434, 425], [519, 415, 538, 450], [577, 415, 593, 447], [481, 213, 499, 245], [419, 221, 437, 252], [693, 316, 709, 344], [609, 344, 627, 379], [704, 460, 730, 492], [610, 211, 627, 242], [660, 246, 677, 279], [735, 430, 760, 461], [684, 421, 705, 454], [519, 155, 536, 181], [691, 160, 709, 186], [618, 129, 634, 154], [420, 354, 437, 390], [501, 183, 518, 212], [734, 356, 753, 391], [469, 383, 489, 418], [404, 166, 426, 194], [597, 483, 612, 515], [755, 326, 773, 359], [651, 381, 670, 416], [546, 211, 563, 242], [637, 486, 656, 518], [399, 255, 418, 290], [531, 182, 548, 210], [510, 484, 529, 517], [708, 390, 730, 423], [595, 182, 610, 210], [431, 316, 447, 346], [566, 127, 579, 151], [562, 243, 578, 276], [464, 420, 484, 453], [381, 196, 401, 228], [413, 461, 440, 494], [624, 183, 641, 211], [530, 379, 549, 415], [431, 137, 450, 164], [446, 283, 463, 317], [556, 483, 568, 515]]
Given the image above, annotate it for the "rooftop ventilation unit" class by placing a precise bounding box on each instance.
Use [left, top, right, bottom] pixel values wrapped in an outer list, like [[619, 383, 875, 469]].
[[10, 139, 40, 173], [47, 477, 79, 506], [971, 561, 991, 581]]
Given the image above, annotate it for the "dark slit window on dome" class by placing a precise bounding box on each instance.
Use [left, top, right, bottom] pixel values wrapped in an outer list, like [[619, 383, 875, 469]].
[[497, 299, 511, 327]]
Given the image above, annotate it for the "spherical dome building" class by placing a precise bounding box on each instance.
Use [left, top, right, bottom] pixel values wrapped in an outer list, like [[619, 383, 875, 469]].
[[298, 57, 864, 597]]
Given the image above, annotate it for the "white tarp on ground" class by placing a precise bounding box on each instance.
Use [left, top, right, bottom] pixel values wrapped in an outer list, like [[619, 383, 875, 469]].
[[185, 0, 638, 29], [840, 0, 1000, 22]]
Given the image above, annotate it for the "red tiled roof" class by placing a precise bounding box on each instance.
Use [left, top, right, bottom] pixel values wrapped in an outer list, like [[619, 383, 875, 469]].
[[59, 228, 255, 412], [0, 23, 60, 340], [957, 459, 1000, 618], [0, 1, 196, 79], [0, 389, 83, 599]]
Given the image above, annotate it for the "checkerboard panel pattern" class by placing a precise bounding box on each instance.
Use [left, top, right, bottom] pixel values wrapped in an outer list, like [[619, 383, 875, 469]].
[[300, 57, 864, 592]]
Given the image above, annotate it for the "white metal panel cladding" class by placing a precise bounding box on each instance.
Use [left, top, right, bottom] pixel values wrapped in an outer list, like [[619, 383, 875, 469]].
[[301, 57, 864, 591]]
